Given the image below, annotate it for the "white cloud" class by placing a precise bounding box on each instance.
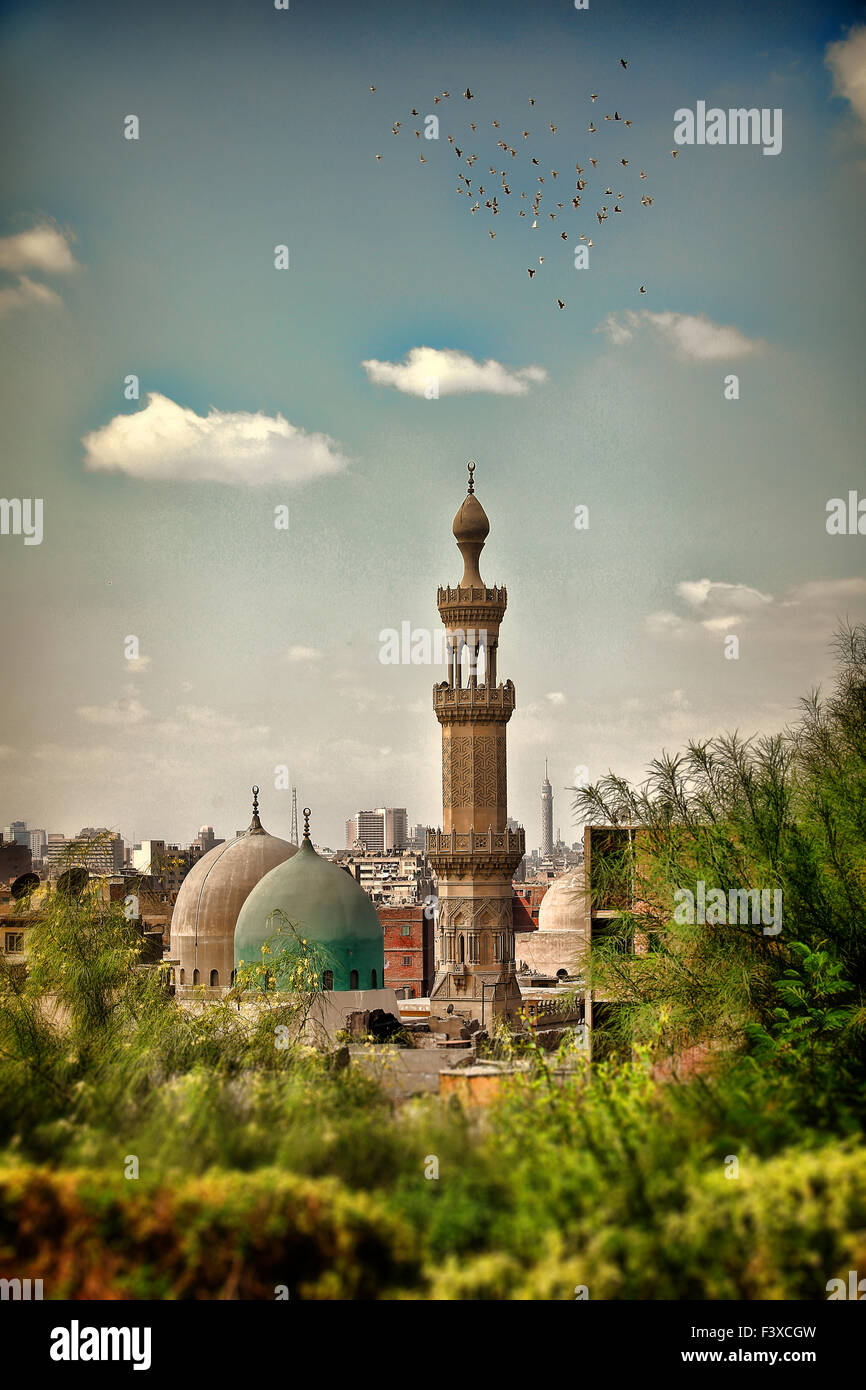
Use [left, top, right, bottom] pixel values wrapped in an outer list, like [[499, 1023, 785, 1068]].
[[283, 645, 323, 663], [82, 393, 348, 486], [826, 25, 866, 134], [0, 223, 79, 317], [0, 274, 63, 317], [362, 346, 547, 397], [677, 578, 774, 614], [648, 576, 866, 639], [545, 691, 566, 706], [0, 223, 78, 275], [597, 310, 765, 361], [77, 697, 150, 726]]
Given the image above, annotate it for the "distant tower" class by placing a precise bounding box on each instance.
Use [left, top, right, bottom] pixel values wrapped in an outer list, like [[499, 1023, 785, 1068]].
[[541, 759, 553, 857], [428, 462, 525, 1020], [290, 787, 299, 846]]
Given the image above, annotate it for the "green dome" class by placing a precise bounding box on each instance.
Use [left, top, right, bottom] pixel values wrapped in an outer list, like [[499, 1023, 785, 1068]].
[[233, 836, 384, 992]]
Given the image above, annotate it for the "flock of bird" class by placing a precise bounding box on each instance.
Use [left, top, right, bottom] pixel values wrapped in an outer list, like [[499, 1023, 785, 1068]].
[[370, 60, 676, 310]]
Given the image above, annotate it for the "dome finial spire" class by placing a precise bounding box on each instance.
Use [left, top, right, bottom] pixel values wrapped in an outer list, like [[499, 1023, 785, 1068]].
[[467, 459, 476, 494], [249, 785, 264, 834], [302, 807, 312, 842]]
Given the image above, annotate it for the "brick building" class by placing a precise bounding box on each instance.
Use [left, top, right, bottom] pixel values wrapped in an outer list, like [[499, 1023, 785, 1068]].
[[378, 904, 434, 998]]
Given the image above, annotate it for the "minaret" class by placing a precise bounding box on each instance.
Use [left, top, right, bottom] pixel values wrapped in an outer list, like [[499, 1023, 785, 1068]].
[[428, 462, 525, 1020], [541, 759, 553, 857]]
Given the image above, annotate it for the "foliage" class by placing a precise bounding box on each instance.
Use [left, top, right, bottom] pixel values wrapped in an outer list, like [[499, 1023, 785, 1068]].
[[0, 626, 864, 1297]]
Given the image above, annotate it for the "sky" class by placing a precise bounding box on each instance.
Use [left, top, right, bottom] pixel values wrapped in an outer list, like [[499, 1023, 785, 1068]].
[[1, 0, 864, 852]]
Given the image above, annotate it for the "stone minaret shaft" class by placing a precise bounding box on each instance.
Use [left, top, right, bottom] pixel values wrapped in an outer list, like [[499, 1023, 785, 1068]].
[[428, 463, 525, 1016]]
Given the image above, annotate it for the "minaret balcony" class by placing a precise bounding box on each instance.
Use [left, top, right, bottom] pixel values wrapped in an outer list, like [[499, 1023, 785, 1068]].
[[437, 584, 507, 627], [426, 826, 525, 878], [433, 680, 516, 724]]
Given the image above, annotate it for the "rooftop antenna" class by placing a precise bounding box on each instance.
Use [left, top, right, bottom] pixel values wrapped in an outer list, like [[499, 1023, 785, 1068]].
[[290, 786, 299, 845]]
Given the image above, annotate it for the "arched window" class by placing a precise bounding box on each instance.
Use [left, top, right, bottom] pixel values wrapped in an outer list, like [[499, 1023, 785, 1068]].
[[370, 969, 378, 988], [210, 969, 219, 987], [459, 935, 465, 963], [322, 969, 334, 990], [193, 969, 200, 985], [349, 969, 359, 989], [179, 968, 185, 984]]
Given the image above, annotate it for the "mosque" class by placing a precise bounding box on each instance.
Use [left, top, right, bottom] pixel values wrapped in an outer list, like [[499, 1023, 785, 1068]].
[[167, 463, 587, 1027]]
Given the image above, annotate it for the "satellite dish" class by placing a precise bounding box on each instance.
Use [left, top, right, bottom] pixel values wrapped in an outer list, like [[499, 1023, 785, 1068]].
[[56, 867, 89, 899], [10, 872, 39, 900]]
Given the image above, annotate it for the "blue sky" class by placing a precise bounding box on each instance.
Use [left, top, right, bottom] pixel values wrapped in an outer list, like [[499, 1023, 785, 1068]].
[[1, 0, 864, 850]]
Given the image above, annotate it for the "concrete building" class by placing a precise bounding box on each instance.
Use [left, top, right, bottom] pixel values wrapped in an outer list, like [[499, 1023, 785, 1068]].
[[43, 830, 123, 879], [28, 828, 47, 862], [344, 808, 408, 852], [334, 848, 433, 906], [3, 821, 30, 848], [428, 462, 525, 1021], [195, 826, 224, 854]]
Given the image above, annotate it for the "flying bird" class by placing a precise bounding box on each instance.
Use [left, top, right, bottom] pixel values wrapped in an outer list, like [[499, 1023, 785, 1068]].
[[529, 97, 536, 105], [550, 123, 557, 133], [621, 158, 628, 166], [640, 170, 647, 178], [670, 149, 679, 157], [590, 93, 598, 101], [560, 231, 568, 240], [464, 88, 474, 99], [639, 285, 646, 293], [375, 153, 382, 161], [527, 267, 536, 277], [557, 299, 565, 309], [620, 58, 628, 68], [489, 229, 495, 238], [369, 85, 376, 93], [588, 123, 596, 133]]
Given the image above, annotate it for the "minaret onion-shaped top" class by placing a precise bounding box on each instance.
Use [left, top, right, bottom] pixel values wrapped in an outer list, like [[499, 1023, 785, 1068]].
[[452, 461, 490, 587]]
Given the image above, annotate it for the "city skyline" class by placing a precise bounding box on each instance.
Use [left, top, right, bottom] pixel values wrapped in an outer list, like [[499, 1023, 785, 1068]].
[[2, 0, 865, 851]]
